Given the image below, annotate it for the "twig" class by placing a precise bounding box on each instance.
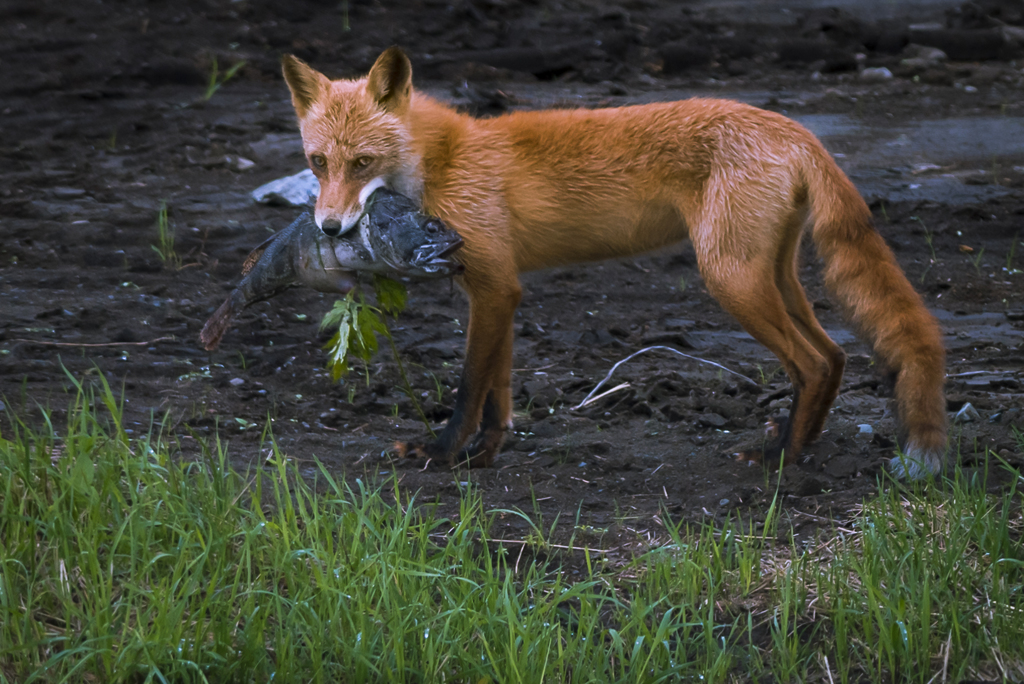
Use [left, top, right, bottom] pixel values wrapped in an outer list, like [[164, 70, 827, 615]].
[[575, 382, 631, 409], [382, 316, 436, 439], [10, 336, 176, 348], [572, 345, 759, 410], [429, 533, 614, 555], [946, 370, 1019, 378]]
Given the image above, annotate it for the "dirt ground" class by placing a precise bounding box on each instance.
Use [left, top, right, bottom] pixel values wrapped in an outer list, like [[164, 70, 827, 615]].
[[1, 0, 1022, 547]]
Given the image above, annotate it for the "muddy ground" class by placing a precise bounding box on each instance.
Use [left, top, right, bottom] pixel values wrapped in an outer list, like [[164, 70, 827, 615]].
[[1, 0, 1022, 548]]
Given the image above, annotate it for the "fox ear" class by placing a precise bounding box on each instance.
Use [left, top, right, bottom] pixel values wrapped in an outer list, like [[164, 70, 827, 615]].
[[281, 54, 329, 118], [366, 47, 412, 114]]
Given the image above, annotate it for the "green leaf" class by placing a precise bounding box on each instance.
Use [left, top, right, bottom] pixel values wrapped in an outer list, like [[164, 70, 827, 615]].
[[320, 293, 355, 333], [320, 280, 405, 381], [373, 275, 407, 316], [354, 308, 382, 360]]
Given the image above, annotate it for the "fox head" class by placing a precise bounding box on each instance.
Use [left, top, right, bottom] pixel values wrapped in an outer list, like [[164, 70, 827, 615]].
[[281, 48, 422, 236]]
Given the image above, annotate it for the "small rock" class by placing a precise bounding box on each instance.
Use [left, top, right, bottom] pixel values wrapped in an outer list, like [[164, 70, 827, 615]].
[[954, 402, 980, 424], [519, 321, 544, 337], [229, 377, 245, 387], [251, 168, 319, 207], [719, 498, 730, 507], [640, 330, 698, 348], [50, 187, 87, 198], [698, 413, 728, 428], [857, 424, 873, 434], [900, 44, 947, 69], [859, 67, 893, 82], [231, 156, 256, 171]]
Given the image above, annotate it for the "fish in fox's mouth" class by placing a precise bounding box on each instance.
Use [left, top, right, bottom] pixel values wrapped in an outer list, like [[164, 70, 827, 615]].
[[199, 187, 462, 351]]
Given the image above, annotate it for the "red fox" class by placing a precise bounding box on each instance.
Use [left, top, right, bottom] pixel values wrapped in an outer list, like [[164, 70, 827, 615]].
[[281, 47, 947, 479]]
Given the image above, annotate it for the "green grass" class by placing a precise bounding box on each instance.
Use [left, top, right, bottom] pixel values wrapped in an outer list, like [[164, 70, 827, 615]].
[[150, 202, 180, 270], [1, 376, 1023, 683], [202, 57, 246, 101]]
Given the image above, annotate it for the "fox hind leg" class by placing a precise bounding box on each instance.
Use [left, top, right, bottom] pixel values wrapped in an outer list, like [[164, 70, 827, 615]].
[[690, 203, 837, 467], [774, 235, 847, 443]]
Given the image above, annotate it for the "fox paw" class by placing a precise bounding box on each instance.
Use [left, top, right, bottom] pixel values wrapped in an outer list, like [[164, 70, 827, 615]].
[[888, 443, 944, 480]]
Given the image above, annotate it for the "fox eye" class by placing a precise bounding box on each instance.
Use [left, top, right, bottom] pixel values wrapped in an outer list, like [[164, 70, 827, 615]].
[[310, 154, 327, 170], [352, 156, 373, 170]]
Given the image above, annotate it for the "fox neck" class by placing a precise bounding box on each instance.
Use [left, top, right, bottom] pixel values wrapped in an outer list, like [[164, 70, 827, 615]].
[[405, 91, 476, 196]]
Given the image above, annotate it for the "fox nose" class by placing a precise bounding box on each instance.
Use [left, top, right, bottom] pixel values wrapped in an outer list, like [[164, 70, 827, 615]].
[[321, 218, 342, 237]]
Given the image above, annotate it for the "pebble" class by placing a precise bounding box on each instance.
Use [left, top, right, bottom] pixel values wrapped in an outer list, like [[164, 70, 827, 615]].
[[698, 413, 728, 428], [229, 377, 245, 387], [51, 187, 87, 198], [954, 402, 980, 423], [251, 168, 319, 207], [859, 67, 893, 82], [857, 423, 873, 434], [900, 45, 947, 69]]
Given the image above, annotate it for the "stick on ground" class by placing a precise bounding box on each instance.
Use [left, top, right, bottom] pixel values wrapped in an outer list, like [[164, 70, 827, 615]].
[[572, 345, 759, 411]]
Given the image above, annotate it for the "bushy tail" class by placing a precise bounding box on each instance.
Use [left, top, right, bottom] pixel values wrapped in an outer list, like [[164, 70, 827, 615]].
[[805, 144, 947, 478]]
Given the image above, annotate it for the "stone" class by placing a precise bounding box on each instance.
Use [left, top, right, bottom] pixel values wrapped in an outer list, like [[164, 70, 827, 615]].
[[954, 402, 981, 424], [698, 413, 728, 428], [251, 168, 319, 207], [859, 67, 893, 82]]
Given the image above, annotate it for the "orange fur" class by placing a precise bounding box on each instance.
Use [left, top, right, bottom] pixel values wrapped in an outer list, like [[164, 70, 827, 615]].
[[282, 48, 948, 478]]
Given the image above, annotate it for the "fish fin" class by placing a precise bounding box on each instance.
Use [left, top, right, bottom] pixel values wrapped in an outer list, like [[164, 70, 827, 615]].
[[241, 235, 279, 276], [199, 299, 237, 351]]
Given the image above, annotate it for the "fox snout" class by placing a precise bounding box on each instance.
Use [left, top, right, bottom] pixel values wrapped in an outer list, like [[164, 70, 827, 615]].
[[320, 217, 344, 237], [315, 177, 388, 238]]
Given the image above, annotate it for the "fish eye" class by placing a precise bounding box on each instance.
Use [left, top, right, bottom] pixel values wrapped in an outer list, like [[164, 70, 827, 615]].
[[310, 154, 327, 170], [352, 156, 373, 170]]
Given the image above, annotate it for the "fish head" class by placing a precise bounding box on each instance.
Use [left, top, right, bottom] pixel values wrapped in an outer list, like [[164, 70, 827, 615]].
[[360, 188, 464, 277]]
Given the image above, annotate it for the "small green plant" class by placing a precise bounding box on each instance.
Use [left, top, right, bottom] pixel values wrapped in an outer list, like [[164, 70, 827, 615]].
[[203, 56, 246, 101], [912, 215, 936, 283], [321, 275, 433, 435], [1005, 232, 1022, 276], [756, 363, 782, 386], [107, 127, 117, 152], [969, 246, 985, 276], [424, 369, 447, 403], [151, 202, 181, 270], [340, 0, 350, 30]]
